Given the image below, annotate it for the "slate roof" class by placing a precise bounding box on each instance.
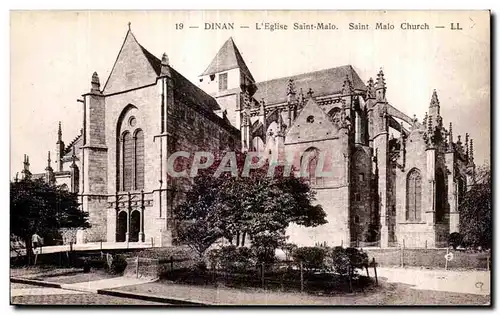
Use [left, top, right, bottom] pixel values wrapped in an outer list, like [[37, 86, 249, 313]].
[[139, 43, 162, 75], [201, 37, 255, 82], [253, 65, 367, 106], [137, 42, 221, 112]]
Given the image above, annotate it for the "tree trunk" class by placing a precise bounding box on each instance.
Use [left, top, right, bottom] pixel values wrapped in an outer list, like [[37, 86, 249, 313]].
[[24, 236, 33, 265]]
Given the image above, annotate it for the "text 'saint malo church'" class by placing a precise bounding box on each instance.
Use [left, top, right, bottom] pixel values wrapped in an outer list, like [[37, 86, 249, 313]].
[[21, 28, 476, 248]]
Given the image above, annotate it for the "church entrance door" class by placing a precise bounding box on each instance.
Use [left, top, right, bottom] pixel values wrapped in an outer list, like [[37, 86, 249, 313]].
[[129, 210, 140, 242], [117, 211, 127, 242]]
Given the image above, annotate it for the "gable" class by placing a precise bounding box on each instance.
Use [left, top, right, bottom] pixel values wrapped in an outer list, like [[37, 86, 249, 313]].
[[285, 98, 339, 144], [103, 31, 159, 94]]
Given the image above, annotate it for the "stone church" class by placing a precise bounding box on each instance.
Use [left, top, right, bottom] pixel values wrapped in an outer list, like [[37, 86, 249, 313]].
[[20, 28, 476, 248]]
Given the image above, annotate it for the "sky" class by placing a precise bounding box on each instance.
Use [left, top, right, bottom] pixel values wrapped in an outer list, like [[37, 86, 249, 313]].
[[10, 10, 490, 176]]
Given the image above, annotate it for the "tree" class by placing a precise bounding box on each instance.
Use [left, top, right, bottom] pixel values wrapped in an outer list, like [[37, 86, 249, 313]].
[[174, 151, 327, 259], [459, 165, 491, 249], [10, 178, 90, 262]]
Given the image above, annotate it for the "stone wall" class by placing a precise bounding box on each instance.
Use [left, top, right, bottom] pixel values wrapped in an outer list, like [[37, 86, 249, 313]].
[[83, 195, 108, 242], [395, 128, 435, 247]]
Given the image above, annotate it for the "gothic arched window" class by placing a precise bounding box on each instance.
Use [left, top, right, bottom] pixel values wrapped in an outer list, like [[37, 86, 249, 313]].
[[134, 129, 145, 190], [117, 106, 144, 192], [406, 168, 422, 222], [301, 147, 323, 186], [122, 131, 133, 191]]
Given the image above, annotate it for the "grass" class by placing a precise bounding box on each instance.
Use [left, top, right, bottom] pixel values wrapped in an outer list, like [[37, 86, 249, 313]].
[[37, 269, 117, 284]]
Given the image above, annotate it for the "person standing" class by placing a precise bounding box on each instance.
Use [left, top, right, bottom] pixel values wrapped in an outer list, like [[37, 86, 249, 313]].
[[31, 232, 43, 264]]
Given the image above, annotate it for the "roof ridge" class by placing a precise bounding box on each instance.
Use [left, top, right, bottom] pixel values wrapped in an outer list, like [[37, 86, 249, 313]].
[[257, 65, 354, 85]]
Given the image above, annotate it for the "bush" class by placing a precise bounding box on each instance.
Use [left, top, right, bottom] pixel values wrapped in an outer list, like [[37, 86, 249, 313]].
[[449, 232, 463, 249], [107, 254, 127, 275], [325, 247, 367, 277], [292, 246, 326, 271], [190, 259, 208, 272], [133, 246, 195, 260], [209, 245, 256, 273], [345, 247, 369, 269], [326, 246, 350, 276], [82, 258, 91, 273]]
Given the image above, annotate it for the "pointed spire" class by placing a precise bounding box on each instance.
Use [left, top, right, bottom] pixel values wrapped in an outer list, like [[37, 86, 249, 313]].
[[430, 89, 440, 107], [428, 89, 440, 122], [342, 74, 353, 95], [375, 68, 386, 102], [465, 133, 470, 158], [161, 52, 171, 77], [22, 154, 31, 180], [57, 121, 62, 142], [128, 21, 131, 31], [46, 151, 52, 169], [423, 112, 428, 127], [23, 154, 29, 169], [457, 135, 462, 148], [470, 139, 474, 163], [298, 88, 304, 106], [286, 79, 296, 103], [366, 77, 375, 99], [307, 88, 314, 98], [91, 72, 101, 93], [161, 53, 169, 66]]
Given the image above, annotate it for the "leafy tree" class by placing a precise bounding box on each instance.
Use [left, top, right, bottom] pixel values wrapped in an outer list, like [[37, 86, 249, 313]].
[[459, 165, 491, 249], [10, 178, 90, 262], [174, 151, 327, 259], [175, 219, 222, 258]]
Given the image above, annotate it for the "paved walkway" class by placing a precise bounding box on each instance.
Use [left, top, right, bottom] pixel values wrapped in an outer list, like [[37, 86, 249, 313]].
[[61, 276, 156, 293], [11, 283, 166, 305], [376, 267, 490, 296]]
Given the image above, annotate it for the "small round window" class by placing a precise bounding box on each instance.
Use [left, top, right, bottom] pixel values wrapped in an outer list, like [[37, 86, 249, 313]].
[[129, 116, 136, 127], [306, 115, 315, 123]]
